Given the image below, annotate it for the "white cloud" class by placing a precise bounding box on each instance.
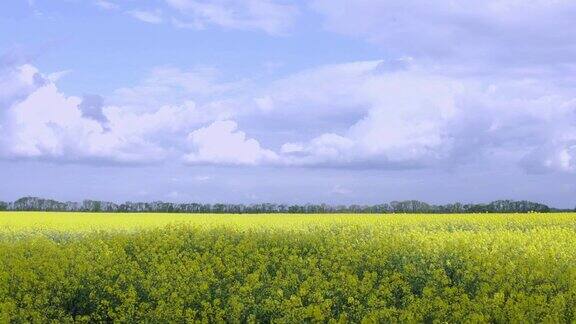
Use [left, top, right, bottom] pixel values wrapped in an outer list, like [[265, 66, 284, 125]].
[[112, 66, 244, 112], [521, 140, 576, 174], [253, 60, 576, 171], [255, 60, 464, 167], [0, 65, 44, 107], [165, 0, 298, 34], [2, 82, 165, 163], [310, 0, 576, 68], [331, 184, 352, 195], [0, 64, 46, 146], [105, 101, 207, 142], [2, 60, 576, 174], [280, 142, 303, 154], [0, 64, 206, 164], [47, 70, 71, 83], [95, 0, 118, 10], [184, 120, 278, 165], [282, 133, 355, 166], [128, 9, 163, 24]]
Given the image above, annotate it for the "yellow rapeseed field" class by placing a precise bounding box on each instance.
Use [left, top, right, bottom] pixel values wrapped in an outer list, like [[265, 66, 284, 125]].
[[2, 212, 576, 322], [1, 211, 576, 233]]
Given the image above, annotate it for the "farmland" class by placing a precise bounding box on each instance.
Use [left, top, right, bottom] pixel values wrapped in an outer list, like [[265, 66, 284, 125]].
[[1, 212, 576, 322]]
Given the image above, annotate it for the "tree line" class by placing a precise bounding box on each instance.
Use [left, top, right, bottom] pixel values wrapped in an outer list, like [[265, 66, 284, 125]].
[[0, 196, 571, 213]]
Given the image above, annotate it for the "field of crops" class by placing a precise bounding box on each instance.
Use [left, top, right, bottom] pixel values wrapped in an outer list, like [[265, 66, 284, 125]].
[[1, 212, 576, 322]]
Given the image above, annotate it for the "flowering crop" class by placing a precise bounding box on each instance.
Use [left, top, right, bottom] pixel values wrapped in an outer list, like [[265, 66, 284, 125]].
[[1, 212, 575, 322]]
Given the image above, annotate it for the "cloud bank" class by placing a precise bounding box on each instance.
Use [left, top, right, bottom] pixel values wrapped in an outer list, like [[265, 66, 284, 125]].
[[2, 0, 576, 174], [1, 59, 575, 174]]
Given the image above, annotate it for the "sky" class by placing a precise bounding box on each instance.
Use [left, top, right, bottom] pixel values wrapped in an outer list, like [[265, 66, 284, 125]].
[[1, 0, 576, 207]]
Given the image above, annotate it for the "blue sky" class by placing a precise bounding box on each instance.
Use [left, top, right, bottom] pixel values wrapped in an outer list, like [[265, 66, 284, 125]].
[[1, 0, 576, 207]]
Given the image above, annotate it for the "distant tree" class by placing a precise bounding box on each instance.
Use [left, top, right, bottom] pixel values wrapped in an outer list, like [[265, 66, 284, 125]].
[[1, 196, 560, 214], [82, 200, 107, 212], [390, 200, 432, 213], [11, 197, 68, 211]]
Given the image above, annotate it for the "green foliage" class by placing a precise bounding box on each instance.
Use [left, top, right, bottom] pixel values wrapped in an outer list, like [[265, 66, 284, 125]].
[[3, 196, 557, 213], [1, 219, 576, 322]]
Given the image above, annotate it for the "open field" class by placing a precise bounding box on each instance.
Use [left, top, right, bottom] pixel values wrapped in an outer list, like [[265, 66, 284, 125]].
[[2, 212, 576, 233], [1, 212, 576, 322]]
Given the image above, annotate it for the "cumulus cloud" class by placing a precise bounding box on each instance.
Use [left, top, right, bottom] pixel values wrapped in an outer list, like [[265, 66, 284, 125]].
[[2, 81, 165, 163], [2, 59, 576, 174], [0, 64, 47, 148], [253, 60, 462, 167], [184, 120, 278, 165], [253, 60, 576, 172], [0, 62, 250, 165], [0, 64, 207, 164], [165, 0, 298, 34], [0, 65, 45, 109]]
